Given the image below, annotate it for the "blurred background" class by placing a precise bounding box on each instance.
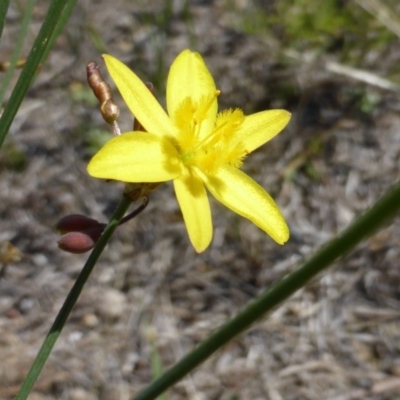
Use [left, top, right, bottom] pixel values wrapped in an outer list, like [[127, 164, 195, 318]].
[[1, 0, 400, 399]]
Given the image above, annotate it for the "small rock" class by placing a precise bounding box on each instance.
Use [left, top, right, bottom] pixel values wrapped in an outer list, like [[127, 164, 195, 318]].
[[96, 288, 126, 320], [81, 313, 99, 328]]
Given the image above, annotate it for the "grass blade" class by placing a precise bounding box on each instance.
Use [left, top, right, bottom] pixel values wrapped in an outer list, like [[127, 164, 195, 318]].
[[41, 0, 78, 63], [0, 0, 10, 40], [0, 0, 36, 106], [0, 0, 72, 150]]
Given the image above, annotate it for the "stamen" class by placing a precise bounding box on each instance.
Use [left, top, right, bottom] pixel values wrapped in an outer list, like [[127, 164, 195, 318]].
[[199, 108, 245, 150], [193, 91, 219, 124]]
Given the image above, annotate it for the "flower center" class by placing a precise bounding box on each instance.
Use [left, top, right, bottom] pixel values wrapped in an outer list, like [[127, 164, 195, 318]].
[[174, 94, 247, 175]]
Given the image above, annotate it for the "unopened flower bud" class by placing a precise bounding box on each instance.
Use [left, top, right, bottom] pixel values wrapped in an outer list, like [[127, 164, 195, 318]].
[[55, 214, 103, 234], [58, 232, 96, 254]]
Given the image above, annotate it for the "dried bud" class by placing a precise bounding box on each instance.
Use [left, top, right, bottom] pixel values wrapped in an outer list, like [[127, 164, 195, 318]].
[[58, 232, 96, 254], [100, 99, 120, 125], [55, 214, 103, 234], [87, 62, 120, 134]]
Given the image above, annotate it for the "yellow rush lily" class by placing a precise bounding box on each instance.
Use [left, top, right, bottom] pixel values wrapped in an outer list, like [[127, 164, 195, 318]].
[[87, 50, 291, 252]]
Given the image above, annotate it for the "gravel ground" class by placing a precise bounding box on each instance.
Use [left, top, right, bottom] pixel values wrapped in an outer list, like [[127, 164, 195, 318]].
[[1, 1, 400, 399]]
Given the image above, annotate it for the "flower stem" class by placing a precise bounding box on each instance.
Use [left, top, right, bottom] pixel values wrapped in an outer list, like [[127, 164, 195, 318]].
[[133, 179, 400, 400], [119, 196, 149, 225], [0, 0, 10, 40], [15, 195, 132, 400]]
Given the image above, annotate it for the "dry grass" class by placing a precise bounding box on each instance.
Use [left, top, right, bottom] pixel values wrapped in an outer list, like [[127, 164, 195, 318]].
[[1, 1, 400, 399]]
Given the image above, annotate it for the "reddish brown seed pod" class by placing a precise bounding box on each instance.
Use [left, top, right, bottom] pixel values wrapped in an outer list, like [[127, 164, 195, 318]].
[[87, 62, 120, 133], [58, 232, 95, 254], [55, 214, 103, 234], [57, 227, 104, 254]]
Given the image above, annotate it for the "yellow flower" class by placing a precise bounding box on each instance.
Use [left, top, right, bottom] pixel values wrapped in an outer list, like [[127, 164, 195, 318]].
[[87, 50, 291, 252]]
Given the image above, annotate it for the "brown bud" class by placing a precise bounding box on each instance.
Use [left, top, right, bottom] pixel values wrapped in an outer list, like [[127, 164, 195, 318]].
[[87, 62, 120, 134], [100, 99, 120, 125], [58, 232, 96, 254], [83, 226, 104, 242], [55, 214, 103, 234]]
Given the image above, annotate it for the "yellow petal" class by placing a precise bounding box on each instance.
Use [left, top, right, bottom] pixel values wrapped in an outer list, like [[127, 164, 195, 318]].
[[166, 50, 218, 138], [87, 132, 183, 182], [103, 55, 177, 138], [237, 110, 291, 153], [202, 166, 289, 244], [173, 170, 212, 252]]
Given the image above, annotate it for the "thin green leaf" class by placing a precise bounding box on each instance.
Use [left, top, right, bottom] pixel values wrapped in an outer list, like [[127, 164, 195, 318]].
[[41, 0, 78, 63], [0, 0, 10, 40], [0, 0, 71, 150]]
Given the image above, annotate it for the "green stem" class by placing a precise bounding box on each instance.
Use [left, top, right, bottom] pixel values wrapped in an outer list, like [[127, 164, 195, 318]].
[[133, 179, 400, 400], [0, 0, 10, 40], [40, 0, 78, 63], [0, 0, 71, 150], [16, 196, 132, 400]]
